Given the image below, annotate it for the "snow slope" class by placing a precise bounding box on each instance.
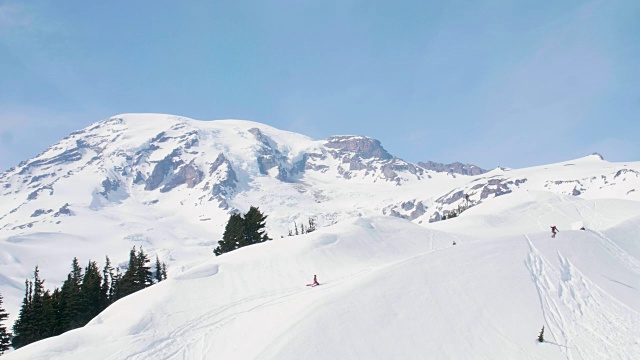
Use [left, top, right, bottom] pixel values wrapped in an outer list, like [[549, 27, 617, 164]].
[[5, 199, 640, 359], [1, 114, 639, 358]]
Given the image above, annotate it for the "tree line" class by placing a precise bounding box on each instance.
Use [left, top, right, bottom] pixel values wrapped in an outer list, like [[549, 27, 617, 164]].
[[8, 246, 167, 350], [286, 218, 316, 237]]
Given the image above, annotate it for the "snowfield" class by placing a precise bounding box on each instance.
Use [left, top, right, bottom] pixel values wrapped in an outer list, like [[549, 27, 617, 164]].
[[1, 114, 639, 359]]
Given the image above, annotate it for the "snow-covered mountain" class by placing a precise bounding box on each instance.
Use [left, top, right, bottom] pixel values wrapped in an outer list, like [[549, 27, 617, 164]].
[[1, 114, 639, 359]]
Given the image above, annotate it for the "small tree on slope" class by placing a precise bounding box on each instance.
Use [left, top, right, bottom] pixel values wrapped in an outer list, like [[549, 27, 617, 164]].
[[538, 326, 544, 343], [0, 292, 11, 354]]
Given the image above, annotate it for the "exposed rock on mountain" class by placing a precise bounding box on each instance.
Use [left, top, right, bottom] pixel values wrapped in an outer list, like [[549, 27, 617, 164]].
[[323, 136, 424, 183], [418, 161, 487, 176]]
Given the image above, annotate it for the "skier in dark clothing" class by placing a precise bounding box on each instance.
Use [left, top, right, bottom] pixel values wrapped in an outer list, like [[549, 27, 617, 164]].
[[551, 226, 559, 237]]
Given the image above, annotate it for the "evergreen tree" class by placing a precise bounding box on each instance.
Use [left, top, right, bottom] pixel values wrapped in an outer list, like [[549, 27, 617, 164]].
[[48, 288, 64, 337], [110, 267, 123, 302], [11, 279, 32, 349], [538, 326, 545, 342], [214, 213, 245, 255], [60, 258, 83, 331], [29, 266, 47, 341], [79, 261, 103, 325], [307, 218, 316, 233], [39, 289, 57, 339], [119, 246, 153, 298], [243, 206, 270, 245], [102, 256, 114, 306], [12, 267, 47, 348], [161, 262, 168, 280], [0, 292, 12, 355], [136, 248, 153, 288], [155, 255, 163, 283], [120, 247, 141, 297]]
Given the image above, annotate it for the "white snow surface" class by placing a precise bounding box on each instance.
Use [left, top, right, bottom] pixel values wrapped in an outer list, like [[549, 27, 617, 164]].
[[0, 114, 639, 359]]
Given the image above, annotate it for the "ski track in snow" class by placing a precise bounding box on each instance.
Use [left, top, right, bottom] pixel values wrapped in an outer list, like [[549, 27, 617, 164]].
[[525, 235, 640, 360], [587, 230, 640, 276]]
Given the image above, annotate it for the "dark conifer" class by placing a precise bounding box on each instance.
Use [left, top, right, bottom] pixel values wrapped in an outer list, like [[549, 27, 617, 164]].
[[80, 261, 103, 324], [11, 279, 32, 349], [538, 326, 545, 342], [0, 292, 12, 354], [155, 255, 163, 283], [12, 267, 45, 348], [161, 262, 168, 280], [120, 247, 140, 297], [137, 248, 153, 288], [111, 267, 123, 302], [215, 213, 245, 255], [102, 256, 113, 306], [60, 258, 84, 331], [243, 206, 270, 245]]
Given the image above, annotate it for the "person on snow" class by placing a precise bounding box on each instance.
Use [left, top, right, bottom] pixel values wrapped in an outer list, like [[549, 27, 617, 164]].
[[307, 275, 320, 286], [551, 225, 559, 236]]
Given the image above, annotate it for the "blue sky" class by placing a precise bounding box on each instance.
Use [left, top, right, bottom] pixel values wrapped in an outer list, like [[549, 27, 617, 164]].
[[1, 0, 638, 171]]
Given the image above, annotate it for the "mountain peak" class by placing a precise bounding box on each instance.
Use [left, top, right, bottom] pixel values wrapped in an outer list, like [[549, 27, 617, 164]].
[[325, 135, 393, 160]]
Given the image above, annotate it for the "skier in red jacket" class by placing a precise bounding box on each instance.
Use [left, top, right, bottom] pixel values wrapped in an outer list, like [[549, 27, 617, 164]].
[[551, 226, 559, 237], [307, 275, 319, 287]]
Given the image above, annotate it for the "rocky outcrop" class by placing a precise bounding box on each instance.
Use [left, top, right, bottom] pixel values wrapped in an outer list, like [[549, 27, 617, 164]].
[[100, 177, 121, 197], [54, 203, 73, 217], [145, 149, 184, 191], [208, 153, 238, 207], [429, 177, 527, 222], [383, 200, 427, 220], [418, 161, 487, 176], [249, 128, 305, 182], [161, 161, 204, 193], [324, 136, 423, 183], [31, 209, 53, 217]]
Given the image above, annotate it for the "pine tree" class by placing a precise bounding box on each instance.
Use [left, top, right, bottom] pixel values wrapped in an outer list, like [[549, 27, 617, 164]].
[[39, 289, 56, 339], [12, 267, 48, 348], [307, 218, 316, 233], [155, 255, 163, 283], [161, 262, 168, 280], [79, 261, 103, 325], [60, 258, 84, 331], [29, 266, 47, 342], [0, 292, 12, 355], [136, 248, 153, 288], [48, 287, 64, 337], [538, 326, 544, 342], [11, 279, 32, 349], [243, 206, 270, 245], [102, 256, 114, 306], [214, 213, 245, 255], [110, 267, 123, 302], [120, 247, 141, 297]]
